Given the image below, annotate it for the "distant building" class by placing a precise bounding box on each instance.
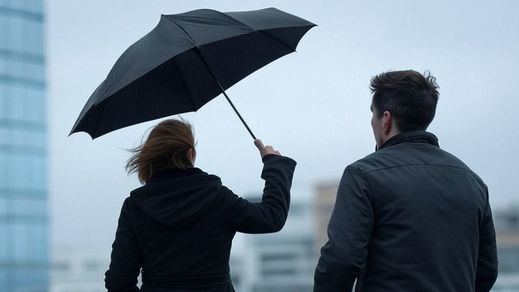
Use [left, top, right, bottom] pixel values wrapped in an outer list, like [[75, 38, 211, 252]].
[[50, 247, 111, 292], [0, 0, 49, 290], [495, 206, 519, 273], [230, 193, 316, 292], [313, 181, 339, 252], [493, 206, 519, 291]]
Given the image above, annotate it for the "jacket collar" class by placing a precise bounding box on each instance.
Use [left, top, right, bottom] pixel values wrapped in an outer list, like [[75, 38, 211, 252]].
[[148, 167, 204, 183], [378, 130, 439, 151]]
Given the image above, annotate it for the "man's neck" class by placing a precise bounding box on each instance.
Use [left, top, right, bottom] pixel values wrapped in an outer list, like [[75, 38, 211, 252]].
[[382, 130, 400, 145]]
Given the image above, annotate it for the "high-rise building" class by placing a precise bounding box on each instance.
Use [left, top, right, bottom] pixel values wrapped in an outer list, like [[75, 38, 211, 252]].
[[0, 0, 49, 290]]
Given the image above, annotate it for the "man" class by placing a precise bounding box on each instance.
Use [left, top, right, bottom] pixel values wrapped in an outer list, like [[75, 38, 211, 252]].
[[314, 70, 498, 291]]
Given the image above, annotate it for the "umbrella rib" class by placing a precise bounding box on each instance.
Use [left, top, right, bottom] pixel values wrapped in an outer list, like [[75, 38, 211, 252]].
[[162, 16, 204, 109], [91, 97, 109, 139], [214, 10, 295, 53], [171, 57, 197, 110], [162, 16, 199, 47]]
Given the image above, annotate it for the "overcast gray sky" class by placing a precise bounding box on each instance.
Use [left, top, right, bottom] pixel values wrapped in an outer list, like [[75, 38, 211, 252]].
[[47, 0, 519, 251]]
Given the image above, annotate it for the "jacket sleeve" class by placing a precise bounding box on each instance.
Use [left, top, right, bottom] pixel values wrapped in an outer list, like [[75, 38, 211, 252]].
[[314, 166, 374, 292], [224, 154, 296, 233], [475, 186, 498, 292], [105, 197, 142, 292]]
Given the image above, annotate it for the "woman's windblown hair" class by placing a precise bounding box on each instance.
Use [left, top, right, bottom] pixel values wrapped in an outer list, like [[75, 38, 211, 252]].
[[126, 119, 195, 183]]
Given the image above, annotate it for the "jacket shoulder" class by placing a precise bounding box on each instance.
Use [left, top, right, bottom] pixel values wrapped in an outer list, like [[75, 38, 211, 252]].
[[348, 150, 397, 174], [349, 145, 484, 185]]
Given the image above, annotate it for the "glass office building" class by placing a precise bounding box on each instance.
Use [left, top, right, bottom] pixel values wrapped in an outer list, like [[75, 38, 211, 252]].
[[0, 0, 48, 291]]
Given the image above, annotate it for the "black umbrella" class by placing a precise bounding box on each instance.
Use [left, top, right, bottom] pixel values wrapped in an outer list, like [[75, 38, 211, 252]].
[[70, 7, 315, 139]]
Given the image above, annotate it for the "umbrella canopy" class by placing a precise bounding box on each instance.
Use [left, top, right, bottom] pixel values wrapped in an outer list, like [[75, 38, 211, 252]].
[[70, 7, 315, 139]]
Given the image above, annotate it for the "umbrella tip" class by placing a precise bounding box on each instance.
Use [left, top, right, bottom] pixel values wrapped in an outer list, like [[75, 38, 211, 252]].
[[68, 128, 96, 140]]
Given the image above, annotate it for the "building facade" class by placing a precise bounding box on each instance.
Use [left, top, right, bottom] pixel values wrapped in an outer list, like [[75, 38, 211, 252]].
[[313, 181, 338, 252], [230, 193, 316, 292], [50, 247, 111, 292], [493, 206, 519, 291], [0, 0, 48, 291]]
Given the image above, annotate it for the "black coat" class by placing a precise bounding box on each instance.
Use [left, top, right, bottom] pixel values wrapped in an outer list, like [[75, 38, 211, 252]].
[[314, 131, 498, 292], [105, 155, 296, 291]]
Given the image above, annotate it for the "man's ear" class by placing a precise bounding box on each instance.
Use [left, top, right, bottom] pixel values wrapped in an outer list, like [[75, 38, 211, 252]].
[[382, 111, 392, 134]]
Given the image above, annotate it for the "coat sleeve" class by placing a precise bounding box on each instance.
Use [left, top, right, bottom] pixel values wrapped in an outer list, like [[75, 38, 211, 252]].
[[224, 154, 296, 233], [314, 166, 374, 292], [475, 186, 498, 292], [105, 197, 142, 292]]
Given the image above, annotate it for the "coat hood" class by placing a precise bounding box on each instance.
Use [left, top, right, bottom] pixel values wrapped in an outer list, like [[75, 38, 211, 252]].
[[129, 168, 222, 228]]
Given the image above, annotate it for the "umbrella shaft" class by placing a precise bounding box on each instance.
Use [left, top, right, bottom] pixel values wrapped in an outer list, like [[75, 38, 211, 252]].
[[193, 47, 256, 140], [219, 84, 257, 140]]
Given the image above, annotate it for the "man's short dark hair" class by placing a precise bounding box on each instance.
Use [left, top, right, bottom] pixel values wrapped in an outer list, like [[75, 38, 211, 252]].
[[370, 70, 439, 132]]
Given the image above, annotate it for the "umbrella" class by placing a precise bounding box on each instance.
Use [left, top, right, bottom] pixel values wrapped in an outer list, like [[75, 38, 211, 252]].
[[70, 7, 315, 139]]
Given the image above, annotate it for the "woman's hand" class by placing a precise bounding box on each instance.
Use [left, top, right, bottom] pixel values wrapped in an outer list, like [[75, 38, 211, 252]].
[[254, 139, 281, 158]]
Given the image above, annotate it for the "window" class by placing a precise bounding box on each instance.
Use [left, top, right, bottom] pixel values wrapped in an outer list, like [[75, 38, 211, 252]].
[[28, 223, 48, 261], [4, 0, 44, 14], [0, 59, 44, 82], [12, 222, 29, 261], [3, 85, 46, 123], [0, 12, 44, 56], [0, 223, 9, 261], [0, 153, 47, 191], [0, 15, 9, 51]]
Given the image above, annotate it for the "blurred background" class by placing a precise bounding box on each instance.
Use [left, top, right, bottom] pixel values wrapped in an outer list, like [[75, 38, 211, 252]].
[[1, 0, 518, 291]]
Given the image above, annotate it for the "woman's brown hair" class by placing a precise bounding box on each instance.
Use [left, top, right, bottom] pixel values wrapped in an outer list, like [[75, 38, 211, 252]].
[[126, 119, 195, 183]]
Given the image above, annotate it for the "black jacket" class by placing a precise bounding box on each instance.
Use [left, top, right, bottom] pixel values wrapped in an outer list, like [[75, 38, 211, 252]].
[[105, 154, 296, 291], [314, 131, 498, 292]]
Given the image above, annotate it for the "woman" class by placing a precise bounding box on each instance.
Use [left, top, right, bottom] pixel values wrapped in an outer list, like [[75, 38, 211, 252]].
[[105, 119, 296, 291]]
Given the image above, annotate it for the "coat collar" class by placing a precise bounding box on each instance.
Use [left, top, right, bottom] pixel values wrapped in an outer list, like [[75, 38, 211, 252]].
[[148, 167, 204, 183], [378, 130, 439, 151]]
